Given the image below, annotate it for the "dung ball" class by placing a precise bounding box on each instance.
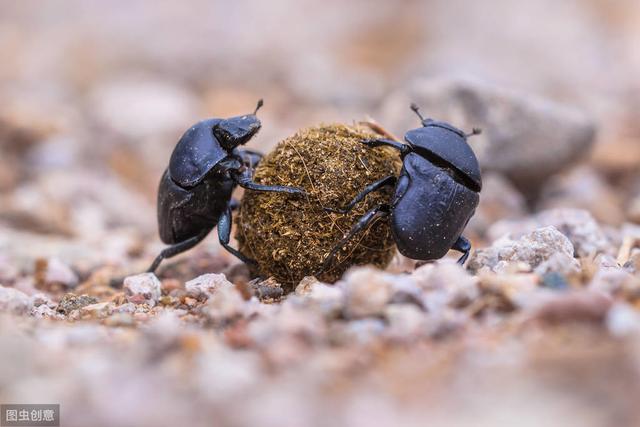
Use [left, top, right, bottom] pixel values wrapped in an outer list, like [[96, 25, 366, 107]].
[[236, 123, 401, 291]]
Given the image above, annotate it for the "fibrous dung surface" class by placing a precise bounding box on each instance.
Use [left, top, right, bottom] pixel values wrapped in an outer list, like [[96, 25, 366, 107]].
[[237, 124, 401, 289]]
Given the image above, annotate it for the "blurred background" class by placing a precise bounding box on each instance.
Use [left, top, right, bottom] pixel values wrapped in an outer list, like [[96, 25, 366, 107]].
[[2, 1, 640, 426], [1, 0, 639, 269]]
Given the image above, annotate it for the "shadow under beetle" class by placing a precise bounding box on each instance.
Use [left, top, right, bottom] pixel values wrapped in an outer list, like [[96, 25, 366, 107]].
[[148, 100, 304, 273], [321, 103, 482, 271]]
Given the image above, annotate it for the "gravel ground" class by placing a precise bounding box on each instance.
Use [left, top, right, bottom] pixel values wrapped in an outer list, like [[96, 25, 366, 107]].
[[2, 1, 640, 426]]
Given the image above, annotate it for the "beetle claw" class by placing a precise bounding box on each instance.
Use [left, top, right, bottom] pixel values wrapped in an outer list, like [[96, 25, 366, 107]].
[[291, 188, 307, 198]]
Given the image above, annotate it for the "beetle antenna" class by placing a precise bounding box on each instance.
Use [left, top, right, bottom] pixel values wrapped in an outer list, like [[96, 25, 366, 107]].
[[410, 103, 425, 121], [253, 99, 264, 115], [466, 128, 482, 138]]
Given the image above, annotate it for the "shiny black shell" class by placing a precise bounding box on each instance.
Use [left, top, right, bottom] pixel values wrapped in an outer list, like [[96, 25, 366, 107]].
[[390, 153, 479, 260], [169, 118, 226, 188], [405, 126, 482, 191], [157, 166, 234, 244]]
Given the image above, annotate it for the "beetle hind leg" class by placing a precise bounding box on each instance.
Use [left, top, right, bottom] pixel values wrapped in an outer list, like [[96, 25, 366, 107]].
[[318, 204, 390, 275], [147, 229, 211, 274], [217, 205, 257, 266], [452, 235, 472, 265]]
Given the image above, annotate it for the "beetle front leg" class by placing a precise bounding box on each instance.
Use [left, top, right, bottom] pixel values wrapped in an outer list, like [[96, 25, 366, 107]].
[[361, 138, 411, 155], [235, 149, 263, 170], [325, 175, 396, 214], [452, 235, 472, 265], [231, 168, 306, 196]]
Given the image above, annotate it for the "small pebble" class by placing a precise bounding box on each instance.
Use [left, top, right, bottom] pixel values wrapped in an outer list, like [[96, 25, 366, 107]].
[[340, 267, 393, 319], [0, 285, 32, 314], [56, 293, 98, 315], [80, 302, 113, 319], [124, 273, 162, 307], [202, 286, 245, 324], [295, 277, 344, 317], [35, 257, 79, 290], [185, 273, 233, 300], [469, 226, 579, 275], [606, 303, 640, 337]]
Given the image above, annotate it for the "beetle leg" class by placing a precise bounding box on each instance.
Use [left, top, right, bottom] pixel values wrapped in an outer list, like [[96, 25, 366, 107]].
[[325, 175, 396, 214], [147, 229, 211, 273], [452, 235, 472, 265], [361, 138, 411, 155], [231, 168, 306, 196], [217, 205, 257, 266], [229, 198, 240, 211], [318, 204, 391, 275], [235, 149, 263, 170]]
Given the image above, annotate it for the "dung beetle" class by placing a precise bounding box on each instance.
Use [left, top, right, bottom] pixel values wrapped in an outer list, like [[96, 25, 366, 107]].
[[148, 100, 304, 273], [321, 103, 481, 270]]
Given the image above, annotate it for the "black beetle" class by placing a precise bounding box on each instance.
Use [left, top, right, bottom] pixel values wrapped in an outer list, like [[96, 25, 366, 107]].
[[321, 103, 481, 270], [147, 100, 304, 273]]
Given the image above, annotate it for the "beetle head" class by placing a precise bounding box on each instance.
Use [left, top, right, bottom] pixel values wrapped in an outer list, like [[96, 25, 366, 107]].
[[213, 99, 264, 151], [406, 103, 482, 192]]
